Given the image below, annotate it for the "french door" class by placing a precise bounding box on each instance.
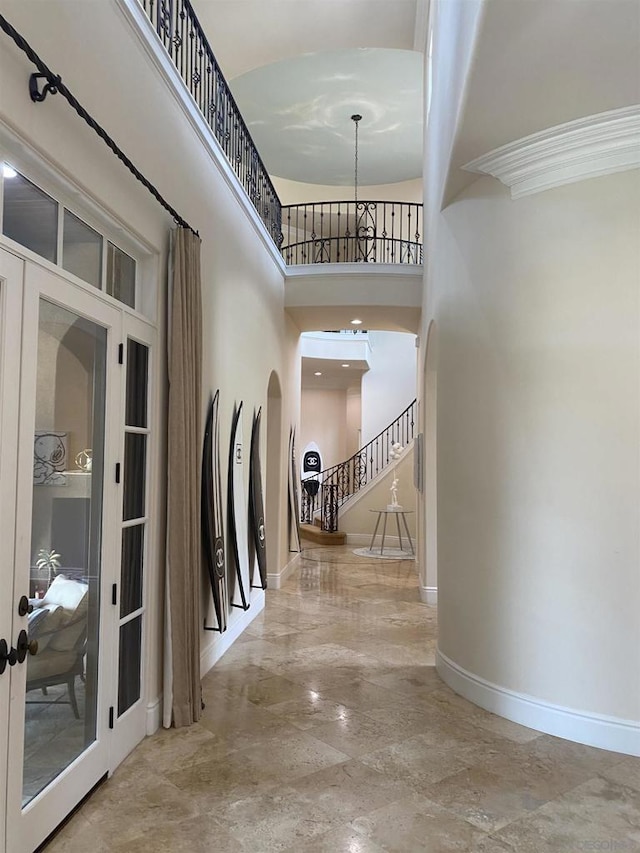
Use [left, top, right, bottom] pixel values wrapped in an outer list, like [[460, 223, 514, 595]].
[[0, 247, 153, 852]]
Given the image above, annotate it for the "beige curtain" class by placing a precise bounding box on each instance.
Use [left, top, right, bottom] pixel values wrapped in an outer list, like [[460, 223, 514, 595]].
[[165, 227, 203, 727]]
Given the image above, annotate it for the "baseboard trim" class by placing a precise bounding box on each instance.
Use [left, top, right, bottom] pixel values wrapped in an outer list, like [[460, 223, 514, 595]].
[[267, 551, 302, 589], [200, 589, 265, 676], [146, 695, 162, 735], [420, 585, 438, 605], [436, 648, 640, 756]]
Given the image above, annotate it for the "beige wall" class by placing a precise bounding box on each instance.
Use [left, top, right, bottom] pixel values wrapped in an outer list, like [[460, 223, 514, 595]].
[[339, 447, 416, 538], [273, 176, 423, 206], [0, 1, 299, 707], [300, 388, 347, 470], [424, 170, 640, 724], [345, 386, 362, 459]]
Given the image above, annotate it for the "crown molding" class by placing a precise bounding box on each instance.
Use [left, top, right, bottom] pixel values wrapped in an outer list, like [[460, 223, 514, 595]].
[[463, 105, 640, 198]]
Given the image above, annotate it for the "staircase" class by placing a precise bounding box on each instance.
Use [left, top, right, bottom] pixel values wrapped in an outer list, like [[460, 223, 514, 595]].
[[299, 519, 346, 545], [301, 399, 416, 533]]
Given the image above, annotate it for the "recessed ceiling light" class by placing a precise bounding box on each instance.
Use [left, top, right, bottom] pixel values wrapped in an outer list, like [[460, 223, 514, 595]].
[[350, 318, 363, 325], [2, 163, 17, 179], [314, 371, 322, 376], [341, 364, 350, 368]]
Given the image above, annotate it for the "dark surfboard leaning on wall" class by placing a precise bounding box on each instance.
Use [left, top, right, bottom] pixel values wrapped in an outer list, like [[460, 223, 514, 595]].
[[249, 408, 267, 589], [201, 391, 228, 631]]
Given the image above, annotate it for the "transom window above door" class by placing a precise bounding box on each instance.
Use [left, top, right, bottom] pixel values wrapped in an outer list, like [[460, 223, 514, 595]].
[[1, 165, 137, 310]]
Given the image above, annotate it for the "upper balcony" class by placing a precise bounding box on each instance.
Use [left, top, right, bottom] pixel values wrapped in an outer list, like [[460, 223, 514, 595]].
[[281, 200, 422, 267], [137, 0, 423, 269]]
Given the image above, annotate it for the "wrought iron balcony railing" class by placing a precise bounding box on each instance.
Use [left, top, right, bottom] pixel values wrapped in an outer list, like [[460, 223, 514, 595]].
[[136, 3, 424, 265], [139, 0, 282, 246], [281, 201, 423, 265], [301, 399, 416, 532]]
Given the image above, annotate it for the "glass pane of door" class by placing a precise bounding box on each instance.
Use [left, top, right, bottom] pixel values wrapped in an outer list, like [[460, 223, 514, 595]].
[[117, 337, 149, 719], [23, 298, 106, 805], [125, 339, 148, 427], [120, 524, 144, 617], [117, 616, 142, 716]]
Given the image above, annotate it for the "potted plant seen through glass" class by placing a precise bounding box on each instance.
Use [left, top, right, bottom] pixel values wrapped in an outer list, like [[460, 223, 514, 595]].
[[35, 548, 62, 590]]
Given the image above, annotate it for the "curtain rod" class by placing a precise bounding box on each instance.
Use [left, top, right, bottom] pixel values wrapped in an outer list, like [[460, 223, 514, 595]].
[[0, 13, 199, 238]]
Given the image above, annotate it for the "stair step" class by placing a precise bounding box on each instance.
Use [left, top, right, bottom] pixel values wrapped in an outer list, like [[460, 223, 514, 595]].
[[299, 523, 346, 546]]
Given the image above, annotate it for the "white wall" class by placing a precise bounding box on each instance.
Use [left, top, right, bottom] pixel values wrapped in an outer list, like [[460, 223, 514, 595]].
[[427, 170, 640, 744], [361, 331, 417, 445], [424, 0, 484, 211], [300, 332, 371, 363]]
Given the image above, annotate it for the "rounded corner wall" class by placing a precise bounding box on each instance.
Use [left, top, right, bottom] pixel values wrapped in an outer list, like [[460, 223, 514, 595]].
[[432, 171, 640, 756]]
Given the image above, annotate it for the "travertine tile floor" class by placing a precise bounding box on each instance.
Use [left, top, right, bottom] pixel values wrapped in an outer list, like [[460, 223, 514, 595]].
[[47, 545, 640, 852]]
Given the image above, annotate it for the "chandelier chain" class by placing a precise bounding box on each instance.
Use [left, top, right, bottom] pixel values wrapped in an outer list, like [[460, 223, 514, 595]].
[[351, 113, 362, 204]]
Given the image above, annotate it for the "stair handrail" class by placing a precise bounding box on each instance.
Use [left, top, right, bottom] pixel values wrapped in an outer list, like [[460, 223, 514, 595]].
[[301, 398, 416, 532]]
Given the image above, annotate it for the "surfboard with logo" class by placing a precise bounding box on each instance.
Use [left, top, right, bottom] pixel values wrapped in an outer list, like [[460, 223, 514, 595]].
[[301, 441, 322, 520], [201, 391, 228, 631], [227, 402, 251, 609], [288, 426, 301, 552], [248, 408, 267, 589]]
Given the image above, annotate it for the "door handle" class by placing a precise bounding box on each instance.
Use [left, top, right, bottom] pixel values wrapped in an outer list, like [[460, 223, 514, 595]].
[[16, 629, 38, 664], [0, 639, 18, 675], [18, 595, 34, 617]]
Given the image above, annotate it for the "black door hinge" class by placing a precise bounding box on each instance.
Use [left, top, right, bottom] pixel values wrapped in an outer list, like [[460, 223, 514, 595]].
[[118, 343, 124, 364], [112, 584, 117, 606], [115, 462, 121, 483], [108, 706, 114, 729]]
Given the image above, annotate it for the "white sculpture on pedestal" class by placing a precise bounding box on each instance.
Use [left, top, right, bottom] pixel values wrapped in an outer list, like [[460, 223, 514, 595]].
[[388, 442, 404, 510]]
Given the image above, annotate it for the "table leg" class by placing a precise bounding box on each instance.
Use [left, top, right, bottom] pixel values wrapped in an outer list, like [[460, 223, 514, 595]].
[[369, 512, 382, 551], [380, 512, 389, 554], [400, 512, 414, 555], [395, 512, 403, 551]]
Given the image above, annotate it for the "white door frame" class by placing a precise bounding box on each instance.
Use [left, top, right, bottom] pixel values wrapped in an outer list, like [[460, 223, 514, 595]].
[[0, 248, 25, 852]]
